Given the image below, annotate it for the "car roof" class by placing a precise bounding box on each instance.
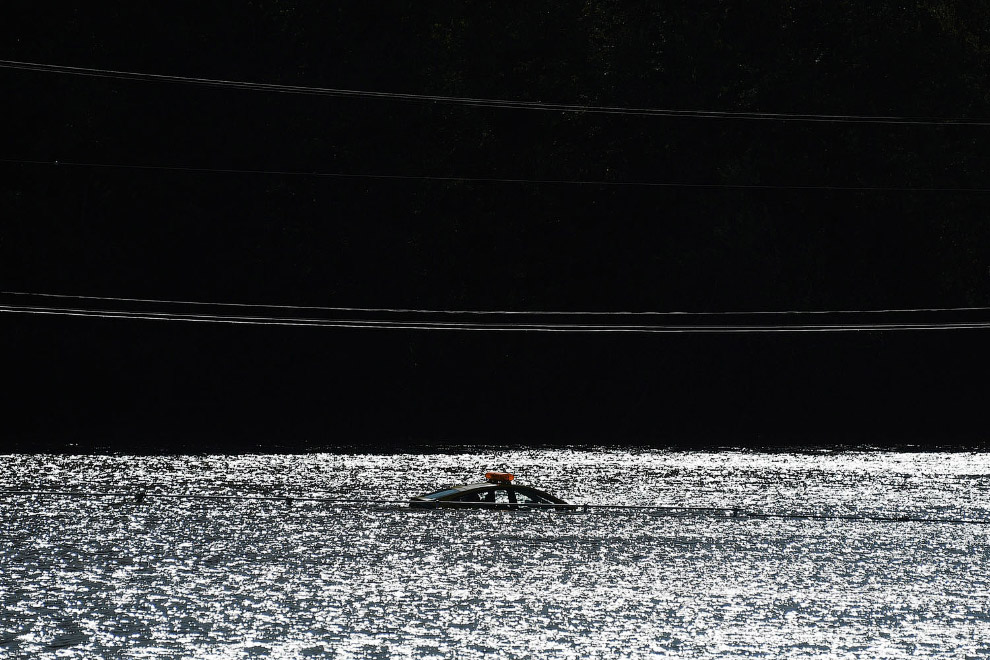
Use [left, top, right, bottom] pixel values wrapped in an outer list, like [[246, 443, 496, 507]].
[[417, 482, 566, 503]]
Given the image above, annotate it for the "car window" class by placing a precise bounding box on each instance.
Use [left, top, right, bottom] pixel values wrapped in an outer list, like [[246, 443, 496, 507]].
[[452, 489, 495, 502], [423, 488, 461, 500], [516, 491, 550, 504], [494, 489, 509, 504]]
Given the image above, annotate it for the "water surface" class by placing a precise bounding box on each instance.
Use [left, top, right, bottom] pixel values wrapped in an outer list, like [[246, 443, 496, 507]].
[[2, 450, 989, 658]]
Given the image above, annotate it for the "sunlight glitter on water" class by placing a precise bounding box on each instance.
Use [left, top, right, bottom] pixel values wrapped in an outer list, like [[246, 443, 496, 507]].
[[2, 450, 990, 658]]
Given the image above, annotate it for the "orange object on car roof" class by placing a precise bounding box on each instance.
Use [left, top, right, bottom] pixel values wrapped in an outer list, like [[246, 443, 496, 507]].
[[484, 471, 514, 484]]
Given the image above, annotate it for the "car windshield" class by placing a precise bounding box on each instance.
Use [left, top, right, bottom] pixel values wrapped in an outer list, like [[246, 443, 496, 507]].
[[422, 488, 462, 500]]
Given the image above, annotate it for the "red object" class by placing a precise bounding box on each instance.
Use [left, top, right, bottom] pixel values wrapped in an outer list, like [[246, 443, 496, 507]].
[[484, 471, 515, 484]]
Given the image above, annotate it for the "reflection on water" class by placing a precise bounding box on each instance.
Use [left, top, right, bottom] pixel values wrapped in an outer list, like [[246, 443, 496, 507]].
[[1, 450, 989, 658]]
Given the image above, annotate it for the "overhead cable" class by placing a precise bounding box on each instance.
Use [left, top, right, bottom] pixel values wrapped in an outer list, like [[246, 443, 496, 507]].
[[3, 303, 990, 333], [2, 58, 989, 126], [5, 290, 990, 318], [4, 157, 990, 194]]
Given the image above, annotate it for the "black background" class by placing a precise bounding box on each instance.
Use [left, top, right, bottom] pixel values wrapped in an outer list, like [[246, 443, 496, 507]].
[[2, 2, 989, 451]]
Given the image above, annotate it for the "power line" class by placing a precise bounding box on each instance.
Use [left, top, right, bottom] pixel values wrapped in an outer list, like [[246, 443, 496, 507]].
[[3, 302, 990, 333], [5, 157, 990, 194], [2, 58, 989, 127], [5, 291, 990, 318]]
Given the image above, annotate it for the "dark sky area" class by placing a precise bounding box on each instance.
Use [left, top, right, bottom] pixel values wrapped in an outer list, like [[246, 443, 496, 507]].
[[2, 2, 989, 451]]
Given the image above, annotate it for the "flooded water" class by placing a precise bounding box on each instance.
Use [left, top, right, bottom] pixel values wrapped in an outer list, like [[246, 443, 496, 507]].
[[2, 449, 989, 658]]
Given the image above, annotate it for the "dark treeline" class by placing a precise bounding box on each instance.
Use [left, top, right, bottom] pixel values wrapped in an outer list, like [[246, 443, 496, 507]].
[[2, 2, 989, 451]]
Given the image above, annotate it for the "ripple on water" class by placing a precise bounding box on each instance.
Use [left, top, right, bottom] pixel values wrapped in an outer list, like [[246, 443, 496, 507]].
[[2, 450, 990, 658]]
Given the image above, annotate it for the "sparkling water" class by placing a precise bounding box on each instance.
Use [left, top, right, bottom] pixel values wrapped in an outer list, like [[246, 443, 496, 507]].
[[2, 450, 989, 658]]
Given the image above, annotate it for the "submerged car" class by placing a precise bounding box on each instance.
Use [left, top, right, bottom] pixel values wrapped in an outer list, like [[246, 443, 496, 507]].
[[409, 471, 574, 510]]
